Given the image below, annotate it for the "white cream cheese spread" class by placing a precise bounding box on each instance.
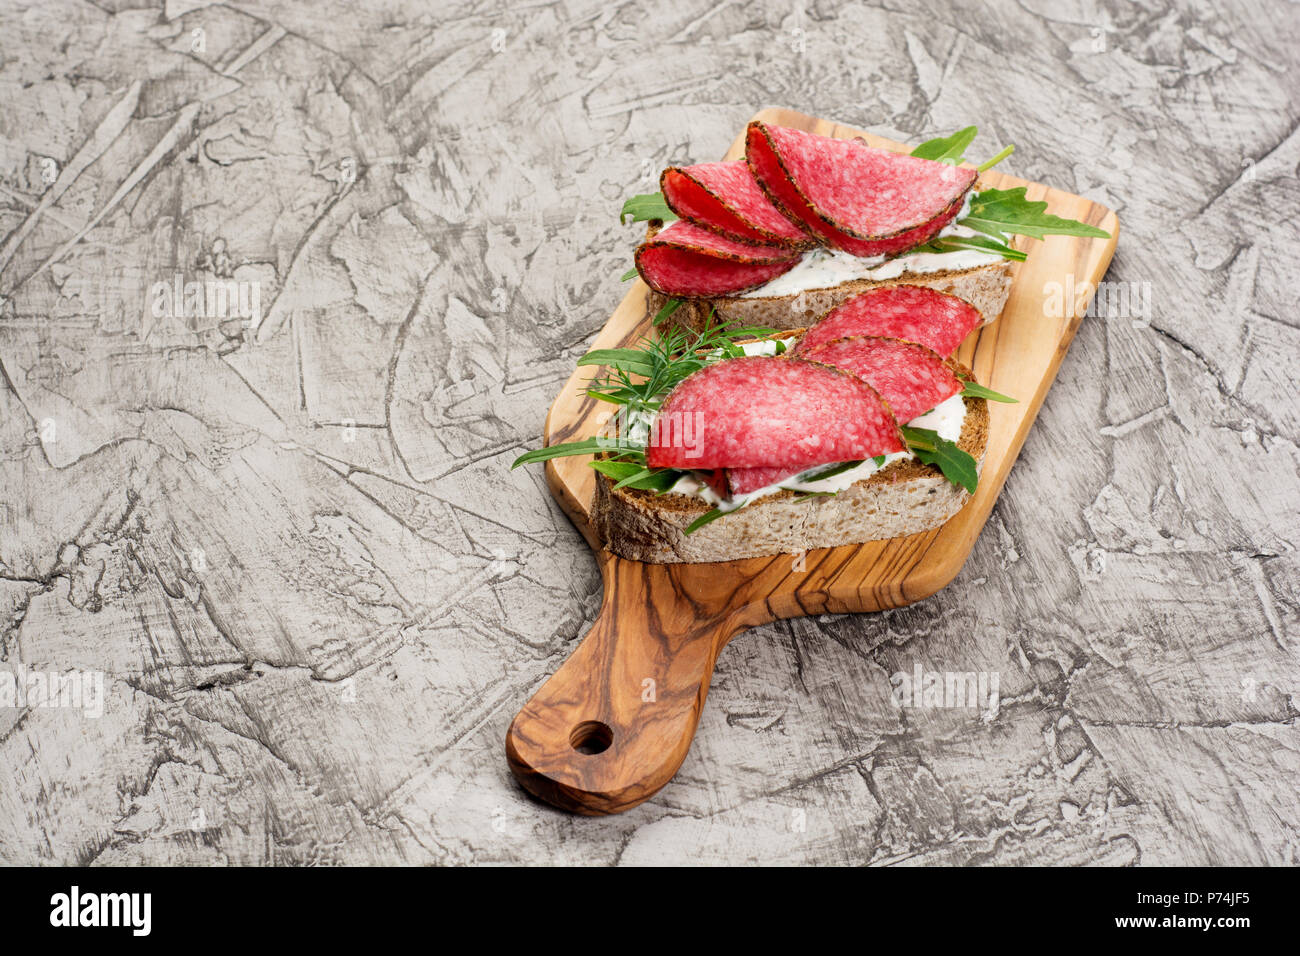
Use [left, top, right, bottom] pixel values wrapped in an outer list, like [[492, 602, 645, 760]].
[[665, 392, 969, 509], [740, 191, 1002, 299]]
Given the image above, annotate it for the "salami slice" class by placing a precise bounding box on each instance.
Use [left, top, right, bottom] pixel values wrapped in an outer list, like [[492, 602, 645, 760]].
[[800, 335, 963, 423], [746, 122, 976, 258], [645, 357, 904, 472], [640, 220, 800, 263], [662, 162, 813, 247], [635, 220, 800, 297], [699, 469, 729, 498], [793, 286, 983, 357], [726, 464, 804, 496], [636, 247, 797, 297]]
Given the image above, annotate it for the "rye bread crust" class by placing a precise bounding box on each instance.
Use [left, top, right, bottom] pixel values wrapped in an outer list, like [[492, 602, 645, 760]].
[[591, 377, 990, 565], [654, 261, 1013, 333]]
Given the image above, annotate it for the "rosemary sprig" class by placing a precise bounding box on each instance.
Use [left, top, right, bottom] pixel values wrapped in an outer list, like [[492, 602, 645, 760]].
[[512, 319, 780, 475]]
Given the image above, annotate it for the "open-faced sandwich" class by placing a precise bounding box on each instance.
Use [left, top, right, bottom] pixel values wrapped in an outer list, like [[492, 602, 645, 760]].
[[621, 123, 1109, 333], [516, 285, 1018, 564], [513, 124, 1110, 564]]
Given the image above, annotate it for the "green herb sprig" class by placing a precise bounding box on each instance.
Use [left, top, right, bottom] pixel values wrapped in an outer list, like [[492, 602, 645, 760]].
[[621, 125, 1106, 275], [910, 126, 980, 165], [684, 507, 727, 534], [910, 127, 1013, 173], [511, 319, 779, 482], [578, 318, 777, 417], [900, 426, 979, 494], [620, 193, 677, 225], [915, 232, 1027, 262], [959, 186, 1110, 242], [959, 380, 1018, 403], [908, 128, 1108, 261]]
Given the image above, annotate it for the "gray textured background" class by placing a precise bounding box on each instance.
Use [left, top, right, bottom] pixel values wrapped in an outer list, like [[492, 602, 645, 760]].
[[0, 0, 1297, 865]]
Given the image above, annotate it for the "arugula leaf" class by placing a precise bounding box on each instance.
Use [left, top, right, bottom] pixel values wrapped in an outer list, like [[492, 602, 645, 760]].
[[617, 469, 682, 492], [591, 460, 682, 492], [577, 348, 658, 377], [916, 233, 1027, 262], [964, 187, 1109, 241], [621, 266, 639, 282], [960, 381, 1018, 403], [911, 126, 978, 164], [587, 390, 633, 406], [797, 459, 864, 483], [588, 459, 644, 481], [684, 507, 727, 534], [900, 426, 979, 493], [511, 437, 638, 468], [976, 145, 1014, 173], [621, 192, 677, 225], [911, 127, 1012, 172], [726, 325, 783, 339], [653, 298, 683, 325], [905, 135, 1105, 261]]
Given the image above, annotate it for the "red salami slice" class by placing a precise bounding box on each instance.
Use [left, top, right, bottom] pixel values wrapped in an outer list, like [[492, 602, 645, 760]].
[[635, 220, 800, 297], [746, 122, 976, 258], [636, 247, 797, 297], [726, 464, 804, 496], [794, 286, 983, 357], [645, 357, 904, 472], [640, 220, 800, 262], [662, 162, 813, 247], [800, 335, 963, 423]]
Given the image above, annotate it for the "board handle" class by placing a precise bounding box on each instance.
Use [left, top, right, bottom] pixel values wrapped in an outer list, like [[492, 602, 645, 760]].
[[506, 555, 741, 814]]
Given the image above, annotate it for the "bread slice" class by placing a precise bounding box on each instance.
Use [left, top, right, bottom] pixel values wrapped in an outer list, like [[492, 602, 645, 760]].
[[591, 380, 989, 565], [640, 222, 1013, 334], [655, 262, 1013, 334]]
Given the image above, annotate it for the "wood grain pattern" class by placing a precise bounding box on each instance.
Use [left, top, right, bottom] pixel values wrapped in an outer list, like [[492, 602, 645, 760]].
[[507, 108, 1119, 814]]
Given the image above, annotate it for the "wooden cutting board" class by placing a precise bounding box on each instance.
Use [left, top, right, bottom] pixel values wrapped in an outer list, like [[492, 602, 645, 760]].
[[507, 107, 1119, 815]]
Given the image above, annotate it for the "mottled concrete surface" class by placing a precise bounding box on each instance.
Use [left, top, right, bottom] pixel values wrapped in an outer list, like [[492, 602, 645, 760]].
[[0, 0, 1297, 865]]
